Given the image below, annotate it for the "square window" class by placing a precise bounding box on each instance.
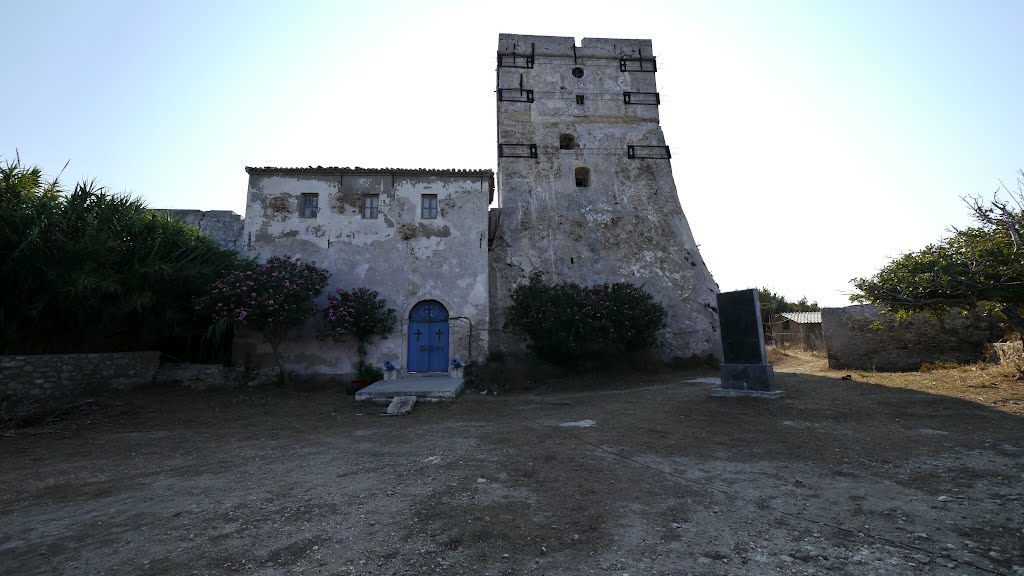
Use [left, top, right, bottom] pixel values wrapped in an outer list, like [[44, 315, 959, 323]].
[[362, 195, 379, 219], [421, 194, 438, 219], [575, 167, 590, 188], [300, 193, 318, 218], [576, 94, 585, 105]]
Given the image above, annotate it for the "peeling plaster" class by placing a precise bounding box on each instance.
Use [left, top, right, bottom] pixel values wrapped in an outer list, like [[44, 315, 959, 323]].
[[238, 170, 491, 373]]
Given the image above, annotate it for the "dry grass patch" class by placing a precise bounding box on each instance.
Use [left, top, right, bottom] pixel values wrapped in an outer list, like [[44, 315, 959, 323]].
[[771, 347, 1024, 415]]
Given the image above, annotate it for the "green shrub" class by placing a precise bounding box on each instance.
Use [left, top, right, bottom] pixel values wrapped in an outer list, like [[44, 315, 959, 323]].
[[356, 360, 384, 382], [506, 272, 667, 366], [1, 157, 245, 356]]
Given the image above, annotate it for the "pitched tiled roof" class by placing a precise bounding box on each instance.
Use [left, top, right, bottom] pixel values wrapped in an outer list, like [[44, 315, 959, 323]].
[[776, 311, 822, 324], [245, 166, 493, 176]]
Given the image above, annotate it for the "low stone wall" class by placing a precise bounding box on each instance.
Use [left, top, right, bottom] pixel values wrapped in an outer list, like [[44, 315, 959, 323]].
[[151, 363, 276, 390], [822, 305, 1004, 372], [989, 342, 1024, 368], [0, 352, 161, 401]]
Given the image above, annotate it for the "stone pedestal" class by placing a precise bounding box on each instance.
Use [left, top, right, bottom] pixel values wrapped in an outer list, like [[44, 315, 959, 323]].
[[710, 363, 784, 399]]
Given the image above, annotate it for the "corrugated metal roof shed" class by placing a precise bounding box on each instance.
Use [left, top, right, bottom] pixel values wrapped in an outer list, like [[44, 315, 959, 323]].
[[775, 311, 822, 324]]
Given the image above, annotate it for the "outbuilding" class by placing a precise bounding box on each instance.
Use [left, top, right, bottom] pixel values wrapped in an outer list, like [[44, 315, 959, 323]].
[[767, 311, 823, 351]]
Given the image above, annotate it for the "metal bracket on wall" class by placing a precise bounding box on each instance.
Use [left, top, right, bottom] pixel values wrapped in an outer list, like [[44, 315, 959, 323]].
[[498, 74, 534, 102], [498, 88, 534, 102], [497, 42, 535, 68], [627, 145, 671, 160], [620, 48, 657, 72], [498, 144, 538, 159], [623, 91, 660, 105]]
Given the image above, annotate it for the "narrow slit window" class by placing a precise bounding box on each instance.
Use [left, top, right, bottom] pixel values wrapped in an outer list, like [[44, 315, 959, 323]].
[[575, 95, 585, 105], [362, 194, 379, 219], [575, 167, 590, 188], [421, 194, 438, 219], [300, 193, 318, 218], [559, 134, 577, 150]]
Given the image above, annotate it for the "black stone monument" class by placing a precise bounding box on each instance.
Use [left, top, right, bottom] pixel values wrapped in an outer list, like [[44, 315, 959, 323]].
[[710, 289, 784, 398]]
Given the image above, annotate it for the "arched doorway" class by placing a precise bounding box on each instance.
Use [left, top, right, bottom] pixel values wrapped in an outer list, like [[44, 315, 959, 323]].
[[408, 300, 449, 372]]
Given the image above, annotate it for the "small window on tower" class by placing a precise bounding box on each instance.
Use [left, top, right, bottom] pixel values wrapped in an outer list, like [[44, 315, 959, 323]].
[[362, 195, 379, 219], [559, 134, 577, 150], [575, 167, 590, 188], [576, 95, 585, 105], [300, 194, 318, 218], [421, 194, 438, 219]]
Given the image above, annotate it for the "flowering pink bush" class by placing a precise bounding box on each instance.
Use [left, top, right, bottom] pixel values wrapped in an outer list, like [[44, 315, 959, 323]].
[[321, 287, 396, 359], [507, 272, 667, 365], [198, 255, 330, 385]]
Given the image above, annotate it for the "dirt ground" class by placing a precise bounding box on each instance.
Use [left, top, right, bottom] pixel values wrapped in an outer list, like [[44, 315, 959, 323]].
[[2, 352, 1023, 576]]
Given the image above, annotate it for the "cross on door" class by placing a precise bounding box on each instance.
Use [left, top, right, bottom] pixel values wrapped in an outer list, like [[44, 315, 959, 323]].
[[414, 329, 423, 341], [435, 328, 444, 342]]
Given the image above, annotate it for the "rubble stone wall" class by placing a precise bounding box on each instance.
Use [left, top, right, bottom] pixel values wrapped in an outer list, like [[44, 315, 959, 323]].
[[822, 305, 1003, 371], [0, 352, 161, 401]]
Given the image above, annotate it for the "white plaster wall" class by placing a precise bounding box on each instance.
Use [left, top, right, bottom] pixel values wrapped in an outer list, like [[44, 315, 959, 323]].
[[237, 170, 491, 375], [491, 34, 722, 361]]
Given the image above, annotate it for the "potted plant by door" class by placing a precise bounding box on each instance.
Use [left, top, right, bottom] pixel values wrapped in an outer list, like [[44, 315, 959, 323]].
[[350, 360, 385, 392]]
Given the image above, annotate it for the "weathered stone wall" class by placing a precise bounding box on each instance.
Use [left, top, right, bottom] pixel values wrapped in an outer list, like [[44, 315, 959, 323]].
[[153, 363, 250, 391], [0, 352, 161, 400], [237, 168, 492, 374], [822, 305, 1004, 371], [490, 34, 721, 361], [153, 209, 244, 251]]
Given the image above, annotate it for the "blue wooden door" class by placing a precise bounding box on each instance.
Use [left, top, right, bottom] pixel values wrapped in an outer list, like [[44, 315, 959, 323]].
[[408, 301, 449, 372]]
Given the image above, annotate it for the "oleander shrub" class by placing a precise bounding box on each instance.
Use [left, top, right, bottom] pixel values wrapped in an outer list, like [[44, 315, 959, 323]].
[[320, 287, 397, 360], [197, 255, 330, 387]]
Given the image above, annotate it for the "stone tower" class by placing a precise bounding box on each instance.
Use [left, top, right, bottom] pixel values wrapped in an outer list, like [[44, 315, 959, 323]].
[[489, 34, 721, 361]]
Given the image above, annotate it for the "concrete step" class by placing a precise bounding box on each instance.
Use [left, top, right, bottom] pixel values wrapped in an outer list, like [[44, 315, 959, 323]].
[[355, 375, 464, 403]]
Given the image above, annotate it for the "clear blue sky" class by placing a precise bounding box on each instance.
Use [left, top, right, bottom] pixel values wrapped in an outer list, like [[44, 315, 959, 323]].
[[5, 0, 1023, 307]]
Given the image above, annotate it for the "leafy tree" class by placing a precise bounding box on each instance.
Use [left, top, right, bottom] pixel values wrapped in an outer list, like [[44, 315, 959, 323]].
[[198, 256, 330, 387], [320, 287, 397, 361], [758, 288, 820, 320], [1, 157, 243, 355], [853, 170, 1024, 337], [507, 273, 667, 365]]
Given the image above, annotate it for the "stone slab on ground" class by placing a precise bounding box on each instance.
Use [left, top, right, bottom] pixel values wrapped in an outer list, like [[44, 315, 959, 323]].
[[355, 375, 464, 403], [709, 388, 786, 399], [384, 396, 417, 415], [685, 377, 722, 385]]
